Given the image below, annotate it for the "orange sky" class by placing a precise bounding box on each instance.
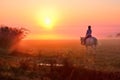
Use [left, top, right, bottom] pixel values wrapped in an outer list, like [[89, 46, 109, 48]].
[[0, 0, 120, 40]]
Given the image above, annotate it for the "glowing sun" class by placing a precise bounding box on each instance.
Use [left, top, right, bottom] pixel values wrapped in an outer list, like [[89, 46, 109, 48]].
[[45, 17, 51, 25], [44, 17, 53, 29], [35, 8, 59, 30]]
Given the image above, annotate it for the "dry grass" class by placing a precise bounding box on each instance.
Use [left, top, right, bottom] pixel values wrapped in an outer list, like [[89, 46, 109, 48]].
[[0, 39, 120, 80]]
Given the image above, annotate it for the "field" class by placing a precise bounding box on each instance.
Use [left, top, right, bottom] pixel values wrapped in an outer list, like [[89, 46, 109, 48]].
[[0, 39, 120, 80]]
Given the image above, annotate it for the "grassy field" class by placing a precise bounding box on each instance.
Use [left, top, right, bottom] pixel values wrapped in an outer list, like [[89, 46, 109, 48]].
[[17, 39, 120, 71], [0, 39, 120, 80]]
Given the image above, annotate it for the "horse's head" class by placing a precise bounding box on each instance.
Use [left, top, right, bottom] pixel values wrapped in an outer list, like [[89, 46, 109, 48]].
[[80, 37, 85, 45], [80, 37, 84, 41]]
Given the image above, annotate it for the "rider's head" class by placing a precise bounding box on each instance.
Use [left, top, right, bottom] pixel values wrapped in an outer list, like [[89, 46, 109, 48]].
[[88, 25, 91, 29]]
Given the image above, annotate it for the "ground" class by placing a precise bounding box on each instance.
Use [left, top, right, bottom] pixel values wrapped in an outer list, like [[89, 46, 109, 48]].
[[0, 39, 120, 80]]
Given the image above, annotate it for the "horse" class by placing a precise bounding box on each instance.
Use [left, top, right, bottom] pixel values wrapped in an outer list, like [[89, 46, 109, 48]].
[[80, 37, 98, 50]]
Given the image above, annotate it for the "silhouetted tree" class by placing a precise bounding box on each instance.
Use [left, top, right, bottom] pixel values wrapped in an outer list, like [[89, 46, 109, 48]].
[[0, 25, 28, 53]]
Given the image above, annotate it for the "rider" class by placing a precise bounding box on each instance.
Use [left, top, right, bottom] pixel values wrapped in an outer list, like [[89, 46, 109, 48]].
[[84, 25, 92, 44]]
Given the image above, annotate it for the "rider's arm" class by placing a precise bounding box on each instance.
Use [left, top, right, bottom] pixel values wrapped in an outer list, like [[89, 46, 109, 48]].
[[86, 29, 92, 35]]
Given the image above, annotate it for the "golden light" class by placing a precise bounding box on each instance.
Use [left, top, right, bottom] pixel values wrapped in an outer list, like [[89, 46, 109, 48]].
[[45, 17, 51, 25], [27, 34, 64, 40], [44, 17, 53, 29], [35, 7, 59, 30]]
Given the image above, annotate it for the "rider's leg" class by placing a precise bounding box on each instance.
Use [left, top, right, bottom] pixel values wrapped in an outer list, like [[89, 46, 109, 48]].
[[84, 35, 91, 44], [84, 36, 88, 44]]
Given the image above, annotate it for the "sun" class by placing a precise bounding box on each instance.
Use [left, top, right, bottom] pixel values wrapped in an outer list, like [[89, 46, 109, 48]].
[[36, 16, 53, 29], [35, 8, 59, 30], [45, 17, 51, 25], [44, 17, 52, 29]]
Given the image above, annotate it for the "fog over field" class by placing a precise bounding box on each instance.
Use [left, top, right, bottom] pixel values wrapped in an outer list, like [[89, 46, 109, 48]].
[[0, 39, 120, 80], [17, 39, 120, 71]]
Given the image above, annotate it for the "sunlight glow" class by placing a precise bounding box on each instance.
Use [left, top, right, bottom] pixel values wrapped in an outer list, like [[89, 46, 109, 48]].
[[25, 34, 75, 40], [44, 17, 52, 29], [35, 8, 59, 30], [45, 17, 51, 25]]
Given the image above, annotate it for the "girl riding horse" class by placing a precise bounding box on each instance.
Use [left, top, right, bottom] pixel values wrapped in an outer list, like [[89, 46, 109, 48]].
[[84, 25, 92, 44]]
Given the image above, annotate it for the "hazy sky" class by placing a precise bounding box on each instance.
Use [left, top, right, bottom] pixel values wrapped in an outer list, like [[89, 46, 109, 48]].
[[0, 0, 120, 39]]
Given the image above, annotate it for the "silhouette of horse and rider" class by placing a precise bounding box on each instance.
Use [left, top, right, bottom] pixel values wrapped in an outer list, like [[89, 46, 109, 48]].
[[81, 25, 97, 48]]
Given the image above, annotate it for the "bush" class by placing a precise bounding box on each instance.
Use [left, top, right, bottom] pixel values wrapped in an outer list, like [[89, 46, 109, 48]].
[[0, 25, 28, 53]]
